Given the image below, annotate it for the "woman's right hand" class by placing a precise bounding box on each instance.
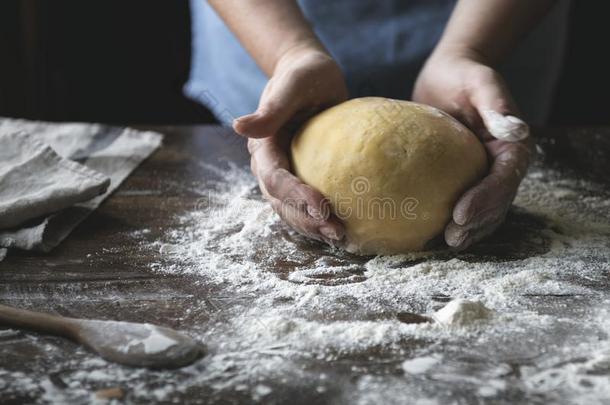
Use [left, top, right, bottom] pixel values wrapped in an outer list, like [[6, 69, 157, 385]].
[[233, 45, 348, 246]]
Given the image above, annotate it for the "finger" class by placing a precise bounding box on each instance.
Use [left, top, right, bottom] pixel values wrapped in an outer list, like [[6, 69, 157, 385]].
[[445, 215, 505, 251], [452, 140, 529, 227], [446, 139, 530, 249], [233, 72, 303, 138], [446, 189, 511, 249], [480, 110, 530, 142], [468, 70, 529, 142], [249, 138, 345, 241], [248, 138, 290, 176], [268, 194, 345, 244], [251, 138, 333, 220]]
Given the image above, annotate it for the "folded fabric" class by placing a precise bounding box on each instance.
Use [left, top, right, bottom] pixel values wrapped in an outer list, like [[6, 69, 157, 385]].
[[0, 117, 163, 255], [0, 131, 110, 229]]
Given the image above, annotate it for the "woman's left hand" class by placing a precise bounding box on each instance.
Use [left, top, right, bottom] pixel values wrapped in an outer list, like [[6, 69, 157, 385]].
[[413, 48, 533, 250]]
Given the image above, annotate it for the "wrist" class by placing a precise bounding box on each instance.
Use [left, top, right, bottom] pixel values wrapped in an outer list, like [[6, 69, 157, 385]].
[[431, 41, 494, 67], [272, 40, 336, 73], [274, 39, 331, 72]]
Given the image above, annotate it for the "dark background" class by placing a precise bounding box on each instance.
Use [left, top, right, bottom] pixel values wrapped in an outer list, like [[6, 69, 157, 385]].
[[0, 1, 608, 126]]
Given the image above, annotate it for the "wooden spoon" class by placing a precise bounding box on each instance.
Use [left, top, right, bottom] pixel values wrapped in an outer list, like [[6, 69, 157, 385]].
[[0, 303, 204, 368]]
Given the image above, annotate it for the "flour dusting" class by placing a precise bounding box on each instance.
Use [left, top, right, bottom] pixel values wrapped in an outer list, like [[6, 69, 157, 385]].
[[481, 109, 530, 142], [2, 158, 609, 404], [134, 160, 610, 402], [119, 324, 177, 355], [154, 161, 608, 403]]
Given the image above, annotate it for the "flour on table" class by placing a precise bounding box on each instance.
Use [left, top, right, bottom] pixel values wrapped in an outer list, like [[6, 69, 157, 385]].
[[146, 161, 608, 402], [138, 161, 610, 400], [3, 158, 610, 404], [402, 355, 442, 374]]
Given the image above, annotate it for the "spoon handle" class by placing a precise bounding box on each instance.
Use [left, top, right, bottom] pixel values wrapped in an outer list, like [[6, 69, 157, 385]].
[[0, 303, 77, 339]]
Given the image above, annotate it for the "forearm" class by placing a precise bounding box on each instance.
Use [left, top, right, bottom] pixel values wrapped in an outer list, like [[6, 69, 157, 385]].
[[436, 0, 557, 64], [207, 0, 326, 76]]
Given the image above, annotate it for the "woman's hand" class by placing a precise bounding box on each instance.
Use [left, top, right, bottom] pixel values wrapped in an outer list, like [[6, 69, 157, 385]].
[[413, 48, 533, 250], [208, 1, 347, 245], [234, 46, 349, 245]]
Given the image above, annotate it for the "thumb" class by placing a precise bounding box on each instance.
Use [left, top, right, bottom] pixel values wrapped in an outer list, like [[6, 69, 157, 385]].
[[233, 74, 302, 138], [469, 71, 530, 142]]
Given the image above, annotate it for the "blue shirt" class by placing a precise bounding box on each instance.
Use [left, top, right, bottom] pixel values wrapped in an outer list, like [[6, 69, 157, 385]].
[[185, 0, 569, 125]]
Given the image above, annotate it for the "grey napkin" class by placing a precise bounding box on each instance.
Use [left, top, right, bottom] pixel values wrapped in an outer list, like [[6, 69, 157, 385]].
[[0, 131, 110, 229], [0, 117, 163, 256]]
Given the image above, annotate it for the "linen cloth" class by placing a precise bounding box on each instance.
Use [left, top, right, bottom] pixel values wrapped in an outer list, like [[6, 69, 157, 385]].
[[0, 131, 110, 229], [0, 118, 163, 258]]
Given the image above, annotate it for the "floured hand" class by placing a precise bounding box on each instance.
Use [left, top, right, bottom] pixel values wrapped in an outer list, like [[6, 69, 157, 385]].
[[413, 49, 533, 250], [234, 47, 348, 246]]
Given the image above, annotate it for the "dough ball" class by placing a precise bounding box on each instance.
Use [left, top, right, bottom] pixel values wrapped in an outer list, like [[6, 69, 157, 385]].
[[290, 97, 487, 255]]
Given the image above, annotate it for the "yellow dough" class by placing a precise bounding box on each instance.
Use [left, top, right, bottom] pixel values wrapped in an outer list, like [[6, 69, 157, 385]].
[[291, 97, 488, 255]]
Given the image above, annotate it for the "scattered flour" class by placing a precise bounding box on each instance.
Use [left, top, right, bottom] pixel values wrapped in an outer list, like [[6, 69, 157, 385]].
[[143, 161, 608, 402], [402, 355, 441, 375], [2, 159, 609, 404]]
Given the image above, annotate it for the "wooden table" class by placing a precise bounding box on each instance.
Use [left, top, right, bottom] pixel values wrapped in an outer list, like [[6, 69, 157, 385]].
[[1, 125, 609, 404]]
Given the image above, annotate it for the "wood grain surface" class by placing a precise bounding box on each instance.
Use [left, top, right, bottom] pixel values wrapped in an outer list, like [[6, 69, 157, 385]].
[[0, 125, 608, 404]]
